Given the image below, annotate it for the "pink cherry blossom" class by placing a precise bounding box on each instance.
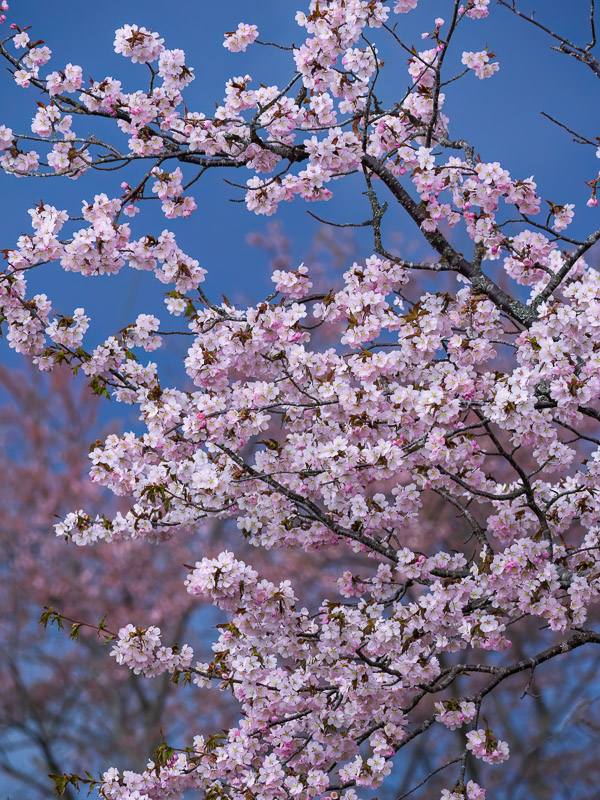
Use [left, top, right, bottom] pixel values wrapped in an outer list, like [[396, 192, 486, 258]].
[[0, 3, 599, 798], [223, 23, 259, 53]]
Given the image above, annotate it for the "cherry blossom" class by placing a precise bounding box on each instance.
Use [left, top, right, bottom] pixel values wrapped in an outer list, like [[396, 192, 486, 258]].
[[465, 729, 510, 764], [223, 23, 259, 53], [114, 24, 165, 64]]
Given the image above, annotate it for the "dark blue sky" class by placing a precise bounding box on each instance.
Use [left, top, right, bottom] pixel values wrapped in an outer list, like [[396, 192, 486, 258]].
[[0, 0, 598, 355]]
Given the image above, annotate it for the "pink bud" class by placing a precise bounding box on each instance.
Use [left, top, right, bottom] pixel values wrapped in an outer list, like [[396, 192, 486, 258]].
[[587, 196, 598, 208]]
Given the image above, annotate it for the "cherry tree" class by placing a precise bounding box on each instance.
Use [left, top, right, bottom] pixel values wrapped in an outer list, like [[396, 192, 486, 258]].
[[1, 1, 600, 799]]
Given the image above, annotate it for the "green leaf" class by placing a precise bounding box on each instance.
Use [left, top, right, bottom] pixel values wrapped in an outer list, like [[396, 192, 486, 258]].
[[69, 623, 82, 641]]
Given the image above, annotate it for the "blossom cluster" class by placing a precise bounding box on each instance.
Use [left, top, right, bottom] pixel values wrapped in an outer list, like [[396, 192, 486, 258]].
[[223, 23, 259, 53], [110, 623, 193, 677], [435, 699, 478, 730], [114, 24, 165, 64], [466, 729, 510, 764]]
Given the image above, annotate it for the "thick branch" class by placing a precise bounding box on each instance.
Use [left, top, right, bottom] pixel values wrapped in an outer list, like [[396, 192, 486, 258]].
[[361, 154, 533, 325]]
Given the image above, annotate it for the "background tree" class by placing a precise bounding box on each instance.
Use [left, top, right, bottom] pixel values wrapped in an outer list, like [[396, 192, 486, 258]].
[[0, 365, 208, 797]]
